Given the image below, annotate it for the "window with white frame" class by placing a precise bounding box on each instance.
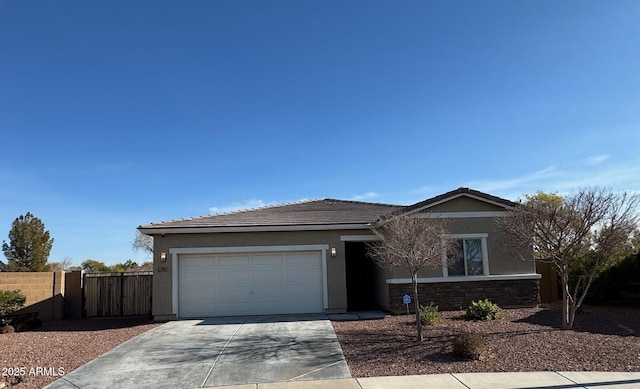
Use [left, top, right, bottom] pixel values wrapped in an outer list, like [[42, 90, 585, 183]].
[[444, 234, 489, 276]]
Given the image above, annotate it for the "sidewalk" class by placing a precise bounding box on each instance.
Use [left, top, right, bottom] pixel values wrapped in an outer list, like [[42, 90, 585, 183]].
[[211, 371, 640, 389]]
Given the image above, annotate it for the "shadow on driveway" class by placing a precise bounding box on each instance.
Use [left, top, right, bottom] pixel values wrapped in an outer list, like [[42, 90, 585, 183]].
[[45, 314, 351, 389]]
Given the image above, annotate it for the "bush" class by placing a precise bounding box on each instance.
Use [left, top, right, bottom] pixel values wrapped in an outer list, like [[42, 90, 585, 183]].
[[587, 252, 640, 305], [419, 303, 443, 325], [466, 299, 502, 320], [452, 332, 486, 360], [0, 290, 26, 317]]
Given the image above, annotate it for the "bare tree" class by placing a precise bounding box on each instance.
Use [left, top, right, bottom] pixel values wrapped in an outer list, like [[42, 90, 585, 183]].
[[133, 231, 153, 256], [49, 256, 75, 272], [368, 215, 454, 342], [498, 188, 640, 329]]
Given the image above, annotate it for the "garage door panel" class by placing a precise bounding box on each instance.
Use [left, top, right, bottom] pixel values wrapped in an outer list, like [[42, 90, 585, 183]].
[[286, 253, 318, 264], [252, 254, 285, 265], [215, 286, 252, 302], [286, 268, 318, 281], [205, 302, 253, 316], [218, 255, 251, 266], [252, 285, 286, 300], [287, 286, 320, 300], [217, 270, 252, 285], [181, 257, 215, 269], [182, 273, 215, 285], [179, 251, 323, 318], [181, 285, 216, 296], [254, 269, 285, 284]]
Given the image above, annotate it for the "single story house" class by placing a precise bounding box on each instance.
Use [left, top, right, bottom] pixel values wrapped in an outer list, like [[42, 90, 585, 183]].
[[138, 188, 540, 321]]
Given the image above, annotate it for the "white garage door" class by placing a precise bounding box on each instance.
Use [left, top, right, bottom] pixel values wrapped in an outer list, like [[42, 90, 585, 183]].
[[178, 251, 323, 318]]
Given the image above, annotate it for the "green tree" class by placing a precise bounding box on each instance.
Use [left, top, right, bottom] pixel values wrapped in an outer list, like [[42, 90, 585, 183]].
[[138, 261, 153, 271], [2, 212, 54, 272], [81, 259, 111, 273], [111, 259, 139, 272]]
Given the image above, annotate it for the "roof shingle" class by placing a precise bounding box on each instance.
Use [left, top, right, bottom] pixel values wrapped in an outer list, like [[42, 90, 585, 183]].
[[139, 199, 402, 229], [138, 188, 516, 231]]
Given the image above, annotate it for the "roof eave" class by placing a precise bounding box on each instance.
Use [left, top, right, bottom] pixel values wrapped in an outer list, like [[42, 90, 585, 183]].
[[137, 223, 373, 235]]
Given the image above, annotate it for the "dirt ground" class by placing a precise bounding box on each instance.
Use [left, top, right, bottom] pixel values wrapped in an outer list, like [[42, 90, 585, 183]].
[[332, 306, 640, 377], [0, 318, 160, 389]]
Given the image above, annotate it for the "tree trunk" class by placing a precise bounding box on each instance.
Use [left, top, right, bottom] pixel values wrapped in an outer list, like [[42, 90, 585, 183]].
[[560, 267, 574, 330], [412, 272, 423, 342]]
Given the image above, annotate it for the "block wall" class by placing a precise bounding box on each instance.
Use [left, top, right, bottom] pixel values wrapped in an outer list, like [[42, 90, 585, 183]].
[[388, 279, 540, 313]]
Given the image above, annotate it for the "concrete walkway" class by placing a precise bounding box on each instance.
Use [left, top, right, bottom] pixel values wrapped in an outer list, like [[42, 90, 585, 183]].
[[212, 372, 640, 389]]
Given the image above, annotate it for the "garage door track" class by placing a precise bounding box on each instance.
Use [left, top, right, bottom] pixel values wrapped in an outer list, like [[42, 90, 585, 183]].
[[46, 314, 351, 389]]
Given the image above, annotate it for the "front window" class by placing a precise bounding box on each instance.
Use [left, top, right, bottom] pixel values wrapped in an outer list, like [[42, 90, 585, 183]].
[[446, 237, 486, 276]]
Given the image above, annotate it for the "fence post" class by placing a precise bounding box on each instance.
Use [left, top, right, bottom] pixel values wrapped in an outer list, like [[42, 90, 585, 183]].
[[120, 272, 124, 317], [81, 271, 87, 318]]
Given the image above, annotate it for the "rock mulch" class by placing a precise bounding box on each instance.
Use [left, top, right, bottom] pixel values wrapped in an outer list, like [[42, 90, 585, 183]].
[[0, 318, 160, 389], [332, 306, 640, 377]]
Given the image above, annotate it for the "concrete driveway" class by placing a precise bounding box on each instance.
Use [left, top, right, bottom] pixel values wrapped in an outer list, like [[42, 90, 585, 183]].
[[46, 314, 351, 389]]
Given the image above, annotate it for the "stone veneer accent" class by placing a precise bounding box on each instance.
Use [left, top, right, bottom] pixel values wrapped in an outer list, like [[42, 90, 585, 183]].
[[388, 279, 540, 313]]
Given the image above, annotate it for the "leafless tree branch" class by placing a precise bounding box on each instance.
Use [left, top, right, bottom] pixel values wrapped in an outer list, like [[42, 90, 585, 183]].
[[497, 187, 640, 329], [368, 215, 455, 342]]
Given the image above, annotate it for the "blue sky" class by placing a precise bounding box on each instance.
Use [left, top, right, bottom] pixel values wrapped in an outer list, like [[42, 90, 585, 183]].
[[1, 1, 639, 266]]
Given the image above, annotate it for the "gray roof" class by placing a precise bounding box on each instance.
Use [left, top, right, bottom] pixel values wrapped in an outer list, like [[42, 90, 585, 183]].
[[382, 187, 517, 219], [138, 188, 515, 232], [139, 199, 402, 230]]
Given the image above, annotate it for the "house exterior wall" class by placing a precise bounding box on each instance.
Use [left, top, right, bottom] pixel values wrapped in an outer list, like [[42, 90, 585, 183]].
[[151, 229, 363, 320], [376, 217, 535, 280], [147, 194, 538, 319], [372, 208, 537, 312], [424, 196, 507, 212]]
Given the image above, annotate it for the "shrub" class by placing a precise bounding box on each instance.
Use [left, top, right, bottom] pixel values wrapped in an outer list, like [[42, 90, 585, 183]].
[[466, 299, 502, 320], [587, 252, 640, 305], [0, 290, 26, 317], [419, 303, 443, 325], [452, 332, 486, 360]]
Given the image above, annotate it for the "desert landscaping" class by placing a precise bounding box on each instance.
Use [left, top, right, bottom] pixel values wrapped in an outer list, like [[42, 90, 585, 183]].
[[332, 305, 640, 377]]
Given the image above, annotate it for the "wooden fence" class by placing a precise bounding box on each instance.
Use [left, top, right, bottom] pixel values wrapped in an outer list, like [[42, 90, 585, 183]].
[[83, 272, 152, 318]]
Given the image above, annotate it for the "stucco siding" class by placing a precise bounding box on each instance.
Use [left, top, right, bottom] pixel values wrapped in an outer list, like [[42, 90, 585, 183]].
[[374, 217, 534, 278], [447, 217, 534, 274], [372, 264, 389, 308], [146, 192, 534, 319], [151, 229, 367, 318], [424, 196, 507, 213], [371, 215, 534, 311]]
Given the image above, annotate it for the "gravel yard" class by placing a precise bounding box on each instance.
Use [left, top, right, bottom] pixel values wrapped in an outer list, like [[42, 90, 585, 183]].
[[332, 305, 640, 377], [2, 307, 638, 388], [0, 318, 160, 389]]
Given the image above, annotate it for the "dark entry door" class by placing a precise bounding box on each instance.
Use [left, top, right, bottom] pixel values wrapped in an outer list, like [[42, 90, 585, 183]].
[[345, 242, 378, 310]]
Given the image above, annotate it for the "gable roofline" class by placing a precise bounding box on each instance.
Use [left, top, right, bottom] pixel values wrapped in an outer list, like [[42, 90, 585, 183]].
[[379, 187, 518, 220], [138, 188, 517, 234]]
